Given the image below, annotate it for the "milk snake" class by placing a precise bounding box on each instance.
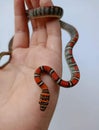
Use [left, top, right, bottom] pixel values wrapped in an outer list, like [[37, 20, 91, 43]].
[[0, 6, 80, 111]]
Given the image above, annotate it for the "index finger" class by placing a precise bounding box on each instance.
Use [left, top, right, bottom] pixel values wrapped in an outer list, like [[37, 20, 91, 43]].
[[13, 0, 29, 50]]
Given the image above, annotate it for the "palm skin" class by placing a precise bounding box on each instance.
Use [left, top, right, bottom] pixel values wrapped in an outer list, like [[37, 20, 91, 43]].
[[0, 0, 62, 130]]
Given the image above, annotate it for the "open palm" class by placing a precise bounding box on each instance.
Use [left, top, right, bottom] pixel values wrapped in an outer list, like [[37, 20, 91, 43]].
[[0, 0, 62, 130]]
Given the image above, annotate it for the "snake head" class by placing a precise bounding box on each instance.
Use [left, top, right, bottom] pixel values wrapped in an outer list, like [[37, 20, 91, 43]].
[[39, 89, 50, 111]]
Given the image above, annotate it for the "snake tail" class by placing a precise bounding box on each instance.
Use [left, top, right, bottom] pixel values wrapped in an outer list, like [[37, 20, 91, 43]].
[[34, 66, 50, 111]]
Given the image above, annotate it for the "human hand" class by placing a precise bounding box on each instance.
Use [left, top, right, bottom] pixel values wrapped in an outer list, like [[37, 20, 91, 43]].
[[0, 0, 62, 130]]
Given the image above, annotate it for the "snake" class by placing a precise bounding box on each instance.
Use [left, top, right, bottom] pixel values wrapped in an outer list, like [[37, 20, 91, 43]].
[[0, 6, 80, 111]]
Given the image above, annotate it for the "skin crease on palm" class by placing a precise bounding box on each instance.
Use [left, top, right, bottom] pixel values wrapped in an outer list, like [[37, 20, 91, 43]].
[[0, 0, 62, 130]]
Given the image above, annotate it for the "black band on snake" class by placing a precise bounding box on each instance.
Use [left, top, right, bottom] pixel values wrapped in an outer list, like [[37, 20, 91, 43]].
[[0, 6, 80, 111]]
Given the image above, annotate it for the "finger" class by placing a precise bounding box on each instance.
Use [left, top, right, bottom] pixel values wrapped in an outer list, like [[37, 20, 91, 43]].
[[25, 0, 33, 9], [25, 0, 38, 45], [35, 19, 47, 46], [40, 0, 62, 54], [13, 0, 29, 50], [28, 0, 47, 46], [29, 0, 40, 32], [46, 19, 62, 55], [40, 0, 53, 6], [36, 0, 54, 46]]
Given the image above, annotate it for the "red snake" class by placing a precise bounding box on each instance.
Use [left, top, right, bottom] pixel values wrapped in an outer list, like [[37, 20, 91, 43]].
[[0, 6, 80, 111]]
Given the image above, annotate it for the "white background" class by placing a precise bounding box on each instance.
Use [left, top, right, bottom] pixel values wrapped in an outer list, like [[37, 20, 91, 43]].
[[0, 0, 99, 130]]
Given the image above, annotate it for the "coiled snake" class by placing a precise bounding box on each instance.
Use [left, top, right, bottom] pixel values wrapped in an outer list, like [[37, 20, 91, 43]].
[[0, 6, 80, 111]]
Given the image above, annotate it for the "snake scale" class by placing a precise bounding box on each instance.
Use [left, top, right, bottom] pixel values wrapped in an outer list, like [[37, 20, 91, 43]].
[[0, 6, 80, 111]]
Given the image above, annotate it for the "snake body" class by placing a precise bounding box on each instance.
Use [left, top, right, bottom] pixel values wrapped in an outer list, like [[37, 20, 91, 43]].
[[0, 6, 80, 111]]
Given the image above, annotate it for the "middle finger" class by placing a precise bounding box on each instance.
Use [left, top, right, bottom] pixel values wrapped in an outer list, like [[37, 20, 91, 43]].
[[26, 0, 47, 46]]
